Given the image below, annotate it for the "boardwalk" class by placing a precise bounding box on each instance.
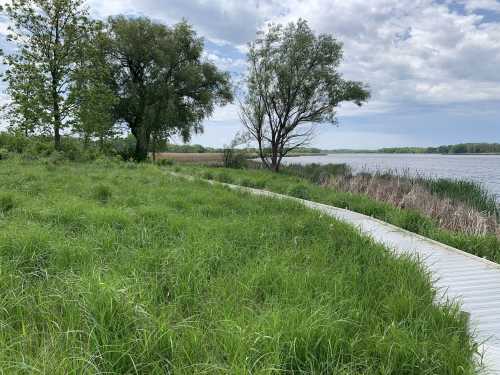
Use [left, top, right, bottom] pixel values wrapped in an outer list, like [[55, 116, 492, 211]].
[[226, 183, 500, 374]]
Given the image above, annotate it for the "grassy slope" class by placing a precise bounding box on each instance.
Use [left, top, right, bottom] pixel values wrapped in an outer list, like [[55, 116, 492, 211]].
[[187, 165, 500, 264], [0, 158, 477, 374]]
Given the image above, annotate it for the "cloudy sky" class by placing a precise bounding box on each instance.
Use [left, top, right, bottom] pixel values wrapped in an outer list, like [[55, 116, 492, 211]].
[[2, 0, 500, 149]]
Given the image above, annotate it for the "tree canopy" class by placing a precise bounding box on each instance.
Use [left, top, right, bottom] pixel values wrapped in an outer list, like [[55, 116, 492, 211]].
[[2, 0, 92, 149], [1, 1, 233, 160], [107, 16, 233, 161], [240, 20, 370, 172]]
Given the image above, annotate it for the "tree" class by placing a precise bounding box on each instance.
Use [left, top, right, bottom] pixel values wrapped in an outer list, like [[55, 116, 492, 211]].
[[2, 60, 49, 137], [240, 20, 370, 172], [107, 16, 233, 161], [70, 22, 118, 150], [2, 0, 92, 150]]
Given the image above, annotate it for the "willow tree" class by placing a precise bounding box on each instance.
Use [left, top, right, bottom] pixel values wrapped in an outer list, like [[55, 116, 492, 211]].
[[107, 16, 233, 161], [2, 0, 92, 149], [240, 20, 370, 172]]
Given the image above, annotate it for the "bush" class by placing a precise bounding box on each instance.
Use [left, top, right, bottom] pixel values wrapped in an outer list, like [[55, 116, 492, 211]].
[[223, 148, 247, 169], [0, 132, 30, 153], [287, 184, 311, 200], [0, 194, 15, 214], [93, 184, 112, 204], [157, 159, 174, 167], [0, 148, 10, 160]]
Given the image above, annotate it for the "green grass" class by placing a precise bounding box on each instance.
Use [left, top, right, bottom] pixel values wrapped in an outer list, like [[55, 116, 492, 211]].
[[422, 177, 498, 216], [181, 165, 500, 264], [0, 158, 478, 373]]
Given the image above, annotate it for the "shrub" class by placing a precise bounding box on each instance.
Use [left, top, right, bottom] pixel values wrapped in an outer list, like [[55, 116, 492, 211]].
[[223, 148, 247, 169], [0, 194, 15, 214], [0, 132, 30, 153], [0, 148, 10, 160], [157, 159, 174, 166], [287, 184, 311, 200], [93, 184, 112, 203]]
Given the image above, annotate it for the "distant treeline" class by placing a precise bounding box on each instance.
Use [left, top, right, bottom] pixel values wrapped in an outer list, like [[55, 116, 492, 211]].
[[324, 143, 500, 154], [379, 143, 500, 154]]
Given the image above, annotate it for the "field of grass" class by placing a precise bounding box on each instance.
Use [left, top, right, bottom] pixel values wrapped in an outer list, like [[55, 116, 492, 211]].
[[181, 164, 500, 264], [0, 157, 478, 373]]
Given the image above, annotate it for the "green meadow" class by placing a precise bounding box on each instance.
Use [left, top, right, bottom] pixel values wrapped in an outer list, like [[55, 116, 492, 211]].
[[0, 157, 478, 374], [182, 164, 500, 265]]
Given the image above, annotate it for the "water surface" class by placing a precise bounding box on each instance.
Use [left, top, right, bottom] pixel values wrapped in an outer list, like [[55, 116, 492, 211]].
[[283, 154, 500, 201]]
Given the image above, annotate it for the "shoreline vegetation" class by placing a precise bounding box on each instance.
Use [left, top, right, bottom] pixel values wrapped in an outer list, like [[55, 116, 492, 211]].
[[324, 143, 500, 155], [178, 162, 500, 265], [0, 156, 478, 373]]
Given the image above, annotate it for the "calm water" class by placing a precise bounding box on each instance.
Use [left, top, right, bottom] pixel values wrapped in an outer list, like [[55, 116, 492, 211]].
[[283, 154, 500, 201]]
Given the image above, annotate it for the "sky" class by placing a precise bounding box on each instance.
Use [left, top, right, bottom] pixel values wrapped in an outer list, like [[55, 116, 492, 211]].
[[1, 0, 500, 149]]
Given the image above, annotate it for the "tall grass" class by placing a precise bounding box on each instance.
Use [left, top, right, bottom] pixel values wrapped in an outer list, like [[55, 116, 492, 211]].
[[0, 157, 478, 373], [182, 164, 500, 264], [284, 163, 498, 217]]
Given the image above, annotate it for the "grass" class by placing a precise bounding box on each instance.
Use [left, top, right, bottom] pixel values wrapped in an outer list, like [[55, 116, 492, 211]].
[[0, 157, 478, 373], [180, 164, 500, 264]]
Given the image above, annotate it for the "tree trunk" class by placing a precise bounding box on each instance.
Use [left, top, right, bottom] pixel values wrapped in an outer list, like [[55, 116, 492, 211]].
[[52, 81, 62, 150], [54, 119, 61, 150], [270, 144, 281, 172], [134, 126, 150, 162]]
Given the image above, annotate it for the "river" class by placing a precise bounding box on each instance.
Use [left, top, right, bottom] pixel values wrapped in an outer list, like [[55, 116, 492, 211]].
[[283, 153, 500, 201]]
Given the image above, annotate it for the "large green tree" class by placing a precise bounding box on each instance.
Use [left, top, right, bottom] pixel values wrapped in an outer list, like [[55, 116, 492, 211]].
[[70, 21, 118, 149], [240, 20, 370, 172], [2, 0, 92, 149], [107, 16, 233, 161]]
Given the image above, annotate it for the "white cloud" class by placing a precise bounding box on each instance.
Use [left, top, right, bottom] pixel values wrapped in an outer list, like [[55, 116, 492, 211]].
[[457, 0, 500, 13], [1, 0, 499, 147]]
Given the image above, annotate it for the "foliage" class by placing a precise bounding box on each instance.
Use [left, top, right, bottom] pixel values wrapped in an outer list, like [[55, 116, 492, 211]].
[[107, 16, 233, 161], [223, 148, 247, 169], [0, 159, 478, 373], [380, 143, 500, 154], [240, 19, 369, 172], [2, 0, 92, 149], [70, 21, 118, 148]]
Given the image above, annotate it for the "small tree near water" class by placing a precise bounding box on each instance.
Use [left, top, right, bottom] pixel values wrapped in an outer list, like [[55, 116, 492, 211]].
[[240, 20, 370, 172]]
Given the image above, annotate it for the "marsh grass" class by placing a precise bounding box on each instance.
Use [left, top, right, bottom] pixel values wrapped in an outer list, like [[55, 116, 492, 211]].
[[0, 158, 478, 373], [182, 164, 500, 264]]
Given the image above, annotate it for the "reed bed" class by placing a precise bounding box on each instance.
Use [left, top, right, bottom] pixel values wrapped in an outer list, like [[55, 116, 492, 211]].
[[327, 173, 499, 236], [283, 164, 499, 237]]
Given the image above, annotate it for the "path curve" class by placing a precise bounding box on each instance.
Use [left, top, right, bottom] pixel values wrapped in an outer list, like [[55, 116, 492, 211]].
[[174, 173, 500, 373]]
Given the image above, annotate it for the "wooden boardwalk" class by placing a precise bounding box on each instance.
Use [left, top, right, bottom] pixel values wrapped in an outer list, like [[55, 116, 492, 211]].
[[228, 184, 500, 374]]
